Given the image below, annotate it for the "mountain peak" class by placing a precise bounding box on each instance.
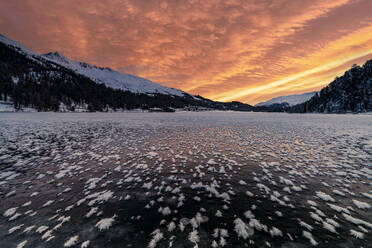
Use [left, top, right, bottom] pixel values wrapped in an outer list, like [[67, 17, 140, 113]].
[[43, 51, 70, 64], [44, 51, 64, 57]]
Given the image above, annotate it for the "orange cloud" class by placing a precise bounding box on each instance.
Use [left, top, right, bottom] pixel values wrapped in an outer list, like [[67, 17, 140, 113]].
[[213, 49, 372, 102], [0, 0, 371, 104]]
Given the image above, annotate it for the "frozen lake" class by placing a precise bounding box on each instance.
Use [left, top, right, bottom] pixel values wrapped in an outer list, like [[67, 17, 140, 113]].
[[0, 112, 371, 248]]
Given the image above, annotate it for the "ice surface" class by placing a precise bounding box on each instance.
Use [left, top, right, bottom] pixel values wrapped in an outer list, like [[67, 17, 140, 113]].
[[0, 112, 371, 247]]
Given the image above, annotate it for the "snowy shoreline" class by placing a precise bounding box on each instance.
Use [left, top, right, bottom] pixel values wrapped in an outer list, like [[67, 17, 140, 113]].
[[1, 110, 372, 115]]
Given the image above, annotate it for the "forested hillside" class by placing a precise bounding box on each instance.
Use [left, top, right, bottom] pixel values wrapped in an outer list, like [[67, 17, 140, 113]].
[[0, 40, 253, 112], [290, 60, 372, 113]]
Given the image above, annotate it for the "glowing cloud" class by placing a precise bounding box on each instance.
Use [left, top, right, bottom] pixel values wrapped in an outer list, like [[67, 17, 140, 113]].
[[214, 50, 372, 102], [1, 0, 371, 104]]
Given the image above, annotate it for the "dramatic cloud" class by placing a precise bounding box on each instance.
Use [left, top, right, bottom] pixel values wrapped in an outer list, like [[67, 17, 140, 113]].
[[1, 0, 371, 104]]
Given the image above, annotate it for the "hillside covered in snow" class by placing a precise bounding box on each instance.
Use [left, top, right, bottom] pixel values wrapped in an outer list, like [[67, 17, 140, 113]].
[[255, 92, 317, 107], [0, 34, 253, 112], [42, 52, 187, 97], [0, 34, 187, 98]]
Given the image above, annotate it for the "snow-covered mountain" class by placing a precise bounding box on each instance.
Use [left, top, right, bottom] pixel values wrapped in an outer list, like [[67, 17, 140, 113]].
[[1, 34, 255, 112], [42, 52, 187, 97], [255, 92, 317, 107], [0, 34, 187, 97]]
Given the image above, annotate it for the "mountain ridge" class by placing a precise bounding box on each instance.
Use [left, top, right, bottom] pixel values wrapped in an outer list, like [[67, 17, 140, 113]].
[[41, 51, 189, 97], [0, 34, 370, 113], [0, 34, 191, 98], [0, 34, 254, 112], [255, 91, 317, 107]]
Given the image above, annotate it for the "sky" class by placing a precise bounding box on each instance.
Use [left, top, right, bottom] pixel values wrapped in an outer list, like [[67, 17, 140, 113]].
[[1, 0, 372, 105]]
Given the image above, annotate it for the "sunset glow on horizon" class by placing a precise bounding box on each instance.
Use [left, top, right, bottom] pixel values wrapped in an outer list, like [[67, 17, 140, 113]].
[[1, 0, 371, 105]]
